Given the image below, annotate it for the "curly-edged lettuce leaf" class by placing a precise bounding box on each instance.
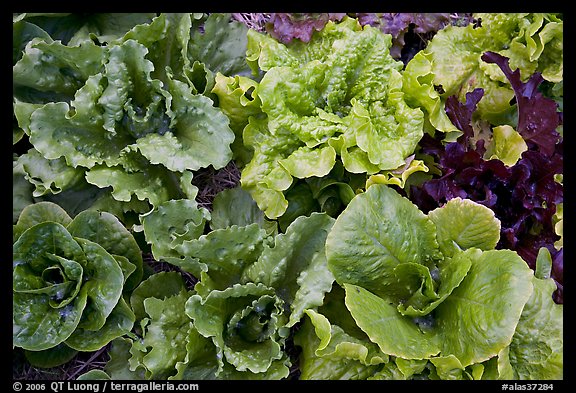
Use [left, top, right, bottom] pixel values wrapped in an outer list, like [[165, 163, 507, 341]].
[[366, 155, 429, 190], [166, 224, 268, 296], [14, 14, 239, 216], [242, 16, 424, 218], [130, 289, 194, 380], [85, 153, 200, 208], [136, 76, 234, 172], [13, 37, 105, 102], [402, 50, 461, 136], [140, 197, 210, 261], [16, 149, 85, 197], [210, 73, 262, 165]]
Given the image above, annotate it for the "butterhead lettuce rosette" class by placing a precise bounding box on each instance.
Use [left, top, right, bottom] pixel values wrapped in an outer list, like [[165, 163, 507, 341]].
[[218, 16, 425, 219], [13, 201, 142, 366], [293, 184, 562, 380]]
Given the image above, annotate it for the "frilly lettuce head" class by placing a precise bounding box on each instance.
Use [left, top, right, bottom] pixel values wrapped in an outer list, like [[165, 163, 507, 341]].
[[219, 16, 424, 219], [293, 184, 562, 380], [13, 201, 141, 364]]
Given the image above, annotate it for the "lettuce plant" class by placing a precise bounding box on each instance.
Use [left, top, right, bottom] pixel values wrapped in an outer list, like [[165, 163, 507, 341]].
[[13, 13, 249, 220], [106, 190, 336, 379], [13, 201, 142, 365], [218, 16, 425, 219], [294, 184, 562, 380]]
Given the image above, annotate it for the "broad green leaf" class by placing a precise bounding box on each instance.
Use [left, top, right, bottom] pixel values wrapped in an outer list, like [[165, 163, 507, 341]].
[[188, 13, 251, 78], [326, 184, 441, 298], [13, 19, 51, 64], [210, 186, 274, 234], [65, 297, 135, 352], [24, 343, 78, 369], [428, 197, 501, 257], [67, 209, 143, 291], [13, 201, 72, 242], [73, 238, 124, 331], [344, 283, 440, 359], [434, 248, 534, 366], [13, 283, 88, 351], [484, 125, 528, 166], [279, 145, 336, 179], [508, 268, 563, 379], [396, 252, 472, 317]]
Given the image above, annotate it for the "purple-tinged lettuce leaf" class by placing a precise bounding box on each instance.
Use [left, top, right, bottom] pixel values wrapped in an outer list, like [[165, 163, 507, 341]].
[[265, 13, 346, 44], [481, 51, 561, 156], [445, 88, 484, 141], [355, 13, 453, 60]]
